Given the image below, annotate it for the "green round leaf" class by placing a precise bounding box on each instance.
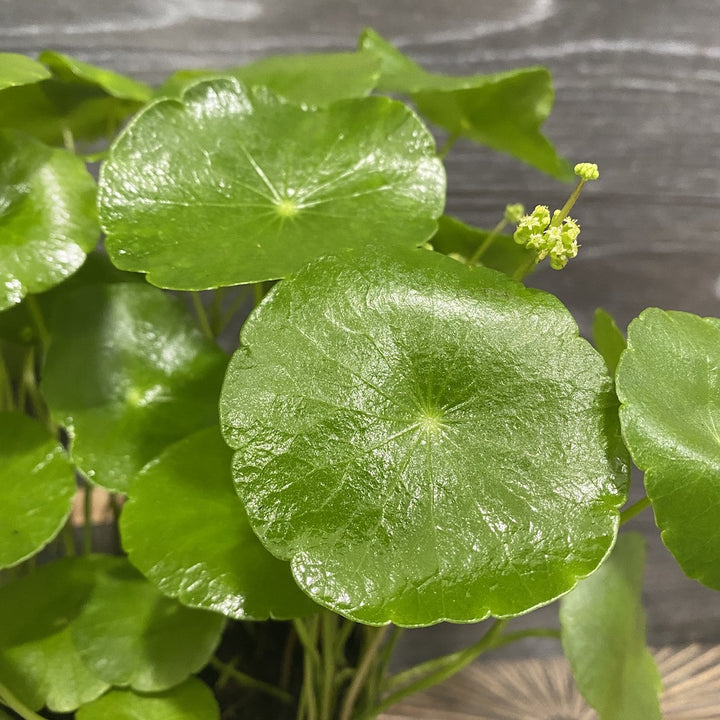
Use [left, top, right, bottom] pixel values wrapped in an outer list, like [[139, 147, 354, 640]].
[[38, 51, 152, 103], [560, 533, 662, 719], [71, 556, 225, 692], [0, 129, 99, 310], [41, 283, 227, 492], [158, 52, 381, 106], [76, 679, 220, 720], [0, 558, 109, 713], [0, 53, 50, 91], [121, 427, 318, 620], [99, 78, 445, 290], [616, 308, 720, 589], [220, 249, 628, 626], [359, 29, 571, 180], [0, 412, 76, 569]]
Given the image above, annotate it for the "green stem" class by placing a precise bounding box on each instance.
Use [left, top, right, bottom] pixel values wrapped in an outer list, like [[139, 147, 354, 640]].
[[61, 522, 76, 558], [294, 617, 320, 720], [0, 349, 13, 412], [512, 253, 538, 281], [83, 482, 93, 554], [253, 282, 266, 309], [280, 624, 298, 691], [368, 625, 402, 710], [320, 613, 337, 720], [366, 619, 507, 719], [437, 132, 459, 160], [620, 496, 652, 525], [0, 682, 46, 720], [61, 125, 75, 154], [553, 177, 586, 226], [334, 618, 356, 667], [339, 625, 389, 720], [208, 287, 227, 336], [208, 657, 292, 705], [469, 217, 506, 265], [25, 296, 49, 353], [191, 293, 214, 340], [217, 287, 251, 335]]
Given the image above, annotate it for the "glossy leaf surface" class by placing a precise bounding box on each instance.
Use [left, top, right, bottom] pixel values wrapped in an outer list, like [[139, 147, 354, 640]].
[[616, 308, 720, 588], [0, 53, 50, 90], [158, 51, 381, 105], [121, 427, 318, 620], [76, 679, 220, 720], [41, 283, 227, 492], [0, 558, 109, 712], [430, 214, 534, 277], [38, 50, 152, 102], [99, 78, 445, 290], [221, 249, 628, 626], [359, 29, 571, 180], [561, 533, 662, 719], [0, 130, 98, 310], [0, 412, 75, 569], [593, 308, 626, 375], [71, 556, 225, 692]]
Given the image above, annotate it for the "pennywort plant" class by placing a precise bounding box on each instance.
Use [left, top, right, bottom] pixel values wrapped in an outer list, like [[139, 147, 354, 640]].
[[0, 29, 715, 720]]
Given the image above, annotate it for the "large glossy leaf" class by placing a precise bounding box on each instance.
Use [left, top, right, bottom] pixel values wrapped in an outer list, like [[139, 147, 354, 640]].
[[220, 248, 628, 626], [560, 533, 662, 719], [0, 53, 50, 91], [0, 412, 76, 569], [616, 308, 720, 589], [76, 679, 220, 720], [0, 129, 98, 311], [38, 51, 152, 103], [99, 78, 445, 290], [121, 427, 318, 620], [359, 29, 572, 180], [71, 556, 225, 692], [430, 214, 535, 278], [41, 283, 227, 492], [158, 51, 381, 106], [0, 558, 109, 713]]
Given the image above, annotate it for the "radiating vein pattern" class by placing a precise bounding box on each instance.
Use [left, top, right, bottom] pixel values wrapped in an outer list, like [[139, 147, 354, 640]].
[[221, 249, 628, 626]]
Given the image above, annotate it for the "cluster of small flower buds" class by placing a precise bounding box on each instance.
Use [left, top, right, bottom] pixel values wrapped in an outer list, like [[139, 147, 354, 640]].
[[511, 162, 598, 271], [512, 206, 580, 270]]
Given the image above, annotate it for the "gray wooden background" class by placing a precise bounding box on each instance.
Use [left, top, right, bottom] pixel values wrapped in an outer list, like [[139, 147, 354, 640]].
[[3, 0, 720, 663]]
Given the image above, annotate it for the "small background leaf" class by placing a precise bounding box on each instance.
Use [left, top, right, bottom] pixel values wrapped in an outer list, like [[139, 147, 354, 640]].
[[430, 214, 534, 278], [616, 308, 720, 589], [38, 50, 152, 103], [71, 556, 225, 692], [0, 53, 50, 91], [560, 533, 662, 720], [0, 129, 98, 310], [41, 283, 227, 492], [75, 679, 220, 720], [121, 427, 318, 620], [359, 29, 572, 180], [593, 308, 626, 375], [0, 412, 76, 569], [158, 51, 381, 106], [221, 248, 627, 626], [99, 78, 445, 289]]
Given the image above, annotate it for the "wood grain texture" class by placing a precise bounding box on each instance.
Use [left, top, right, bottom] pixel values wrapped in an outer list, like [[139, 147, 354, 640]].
[[3, 0, 720, 652]]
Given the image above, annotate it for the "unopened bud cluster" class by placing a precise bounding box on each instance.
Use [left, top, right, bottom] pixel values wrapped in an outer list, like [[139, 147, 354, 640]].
[[513, 206, 580, 270]]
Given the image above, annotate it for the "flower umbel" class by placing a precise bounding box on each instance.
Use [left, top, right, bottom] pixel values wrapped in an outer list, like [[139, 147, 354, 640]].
[[512, 161, 598, 273]]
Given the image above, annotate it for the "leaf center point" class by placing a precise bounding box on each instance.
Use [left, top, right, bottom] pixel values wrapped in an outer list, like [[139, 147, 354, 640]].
[[274, 197, 299, 218]]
